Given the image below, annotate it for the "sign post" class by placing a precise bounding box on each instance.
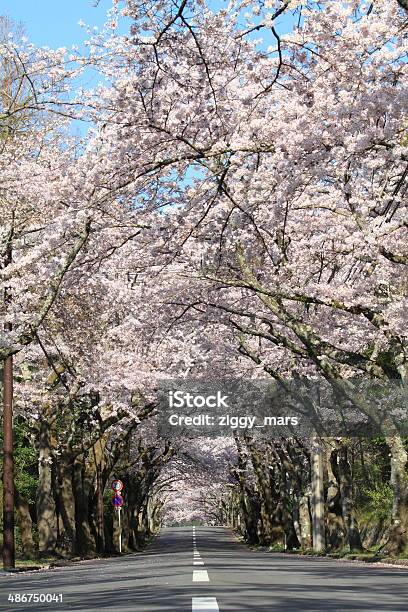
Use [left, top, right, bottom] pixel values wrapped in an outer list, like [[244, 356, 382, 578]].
[[118, 507, 122, 553], [111, 480, 124, 554]]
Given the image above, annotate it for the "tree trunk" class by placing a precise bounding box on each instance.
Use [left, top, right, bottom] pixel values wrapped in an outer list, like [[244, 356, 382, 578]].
[[95, 468, 105, 554], [245, 440, 275, 545], [276, 461, 300, 550], [386, 435, 408, 554], [36, 418, 57, 555], [58, 457, 76, 555], [73, 458, 95, 557], [147, 497, 155, 534], [233, 436, 259, 544], [337, 443, 363, 552], [299, 490, 312, 549], [134, 507, 146, 549], [90, 441, 106, 554], [14, 487, 35, 559], [311, 442, 325, 551]]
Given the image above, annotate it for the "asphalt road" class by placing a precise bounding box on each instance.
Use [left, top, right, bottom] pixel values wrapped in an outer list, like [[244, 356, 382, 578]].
[[1, 527, 408, 612]]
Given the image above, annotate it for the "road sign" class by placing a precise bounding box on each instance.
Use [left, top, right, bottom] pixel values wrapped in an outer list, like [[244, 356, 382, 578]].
[[111, 479, 124, 492], [112, 493, 124, 508]]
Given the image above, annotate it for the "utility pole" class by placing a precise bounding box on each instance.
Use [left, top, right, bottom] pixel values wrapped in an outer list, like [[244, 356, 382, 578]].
[[2, 239, 15, 569], [2, 350, 14, 569]]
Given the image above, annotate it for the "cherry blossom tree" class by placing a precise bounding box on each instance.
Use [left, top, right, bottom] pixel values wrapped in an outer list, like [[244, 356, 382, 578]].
[[3, 0, 408, 562], [86, 0, 407, 551]]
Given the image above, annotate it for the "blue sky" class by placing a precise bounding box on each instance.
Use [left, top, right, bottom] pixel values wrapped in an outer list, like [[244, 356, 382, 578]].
[[1, 0, 295, 50], [0, 1, 121, 135], [0, 0, 113, 49], [1, 0, 296, 136]]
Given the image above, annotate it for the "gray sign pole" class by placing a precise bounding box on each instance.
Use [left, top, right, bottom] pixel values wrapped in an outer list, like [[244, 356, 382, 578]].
[[118, 507, 122, 553]]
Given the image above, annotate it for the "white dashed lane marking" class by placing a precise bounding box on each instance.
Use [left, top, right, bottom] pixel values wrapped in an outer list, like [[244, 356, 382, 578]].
[[192, 597, 219, 611], [190, 529, 218, 610], [193, 569, 209, 582]]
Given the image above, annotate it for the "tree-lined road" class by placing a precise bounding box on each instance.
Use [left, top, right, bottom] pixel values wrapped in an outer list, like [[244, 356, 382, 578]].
[[1, 527, 408, 611], [2, 0, 408, 583]]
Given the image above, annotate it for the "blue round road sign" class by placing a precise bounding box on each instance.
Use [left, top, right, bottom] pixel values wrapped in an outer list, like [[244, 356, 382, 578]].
[[112, 494, 124, 508]]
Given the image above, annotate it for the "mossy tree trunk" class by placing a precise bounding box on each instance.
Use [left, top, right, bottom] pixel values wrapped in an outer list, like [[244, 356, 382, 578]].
[[15, 487, 35, 559], [37, 417, 57, 555], [386, 435, 408, 555], [337, 443, 363, 552]]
